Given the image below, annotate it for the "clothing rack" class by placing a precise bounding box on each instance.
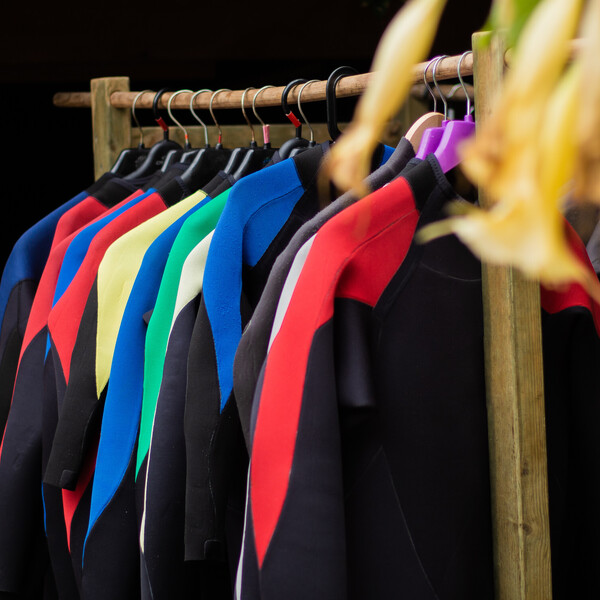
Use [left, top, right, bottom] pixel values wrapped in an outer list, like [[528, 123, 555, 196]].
[[52, 33, 552, 599]]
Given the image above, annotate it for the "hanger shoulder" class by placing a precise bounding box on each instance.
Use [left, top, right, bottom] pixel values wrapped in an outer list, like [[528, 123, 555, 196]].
[[405, 112, 444, 153]]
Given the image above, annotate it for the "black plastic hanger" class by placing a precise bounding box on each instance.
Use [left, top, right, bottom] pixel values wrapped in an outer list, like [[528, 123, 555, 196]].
[[326, 66, 359, 141], [124, 88, 181, 180], [231, 85, 279, 179], [278, 79, 313, 159], [325, 66, 388, 173], [179, 88, 233, 190], [109, 89, 152, 175]]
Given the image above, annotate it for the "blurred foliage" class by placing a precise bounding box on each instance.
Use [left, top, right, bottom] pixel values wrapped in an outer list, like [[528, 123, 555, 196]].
[[483, 0, 542, 46]]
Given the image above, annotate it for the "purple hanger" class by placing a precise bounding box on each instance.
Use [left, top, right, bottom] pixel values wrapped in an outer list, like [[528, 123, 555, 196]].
[[434, 51, 476, 172], [434, 114, 475, 172], [415, 125, 445, 160], [416, 55, 447, 160]]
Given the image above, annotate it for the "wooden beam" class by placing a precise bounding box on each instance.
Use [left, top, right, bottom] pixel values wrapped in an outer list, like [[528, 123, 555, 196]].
[[58, 54, 472, 112], [473, 31, 552, 600], [90, 76, 131, 180], [53, 91, 93, 108], [53, 83, 471, 113]]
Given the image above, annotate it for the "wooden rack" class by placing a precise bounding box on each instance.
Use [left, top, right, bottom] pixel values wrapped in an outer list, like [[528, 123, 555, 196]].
[[53, 53, 475, 181], [52, 34, 552, 599]]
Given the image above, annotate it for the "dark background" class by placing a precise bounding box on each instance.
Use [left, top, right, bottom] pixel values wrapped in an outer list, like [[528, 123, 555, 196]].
[[0, 0, 491, 268]]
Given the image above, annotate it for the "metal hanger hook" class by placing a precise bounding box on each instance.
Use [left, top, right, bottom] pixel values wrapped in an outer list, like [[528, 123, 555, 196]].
[[241, 87, 256, 144], [446, 83, 462, 99], [190, 89, 212, 147], [457, 50, 473, 116], [209, 89, 231, 145], [252, 85, 275, 147], [445, 83, 462, 119], [432, 55, 449, 120], [131, 90, 154, 148], [252, 85, 275, 127], [167, 89, 194, 149], [423, 57, 440, 113], [298, 80, 319, 143]]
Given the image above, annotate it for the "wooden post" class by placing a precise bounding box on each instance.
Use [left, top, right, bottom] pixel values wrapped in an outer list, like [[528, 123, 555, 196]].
[[472, 31, 553, 599], [90, 77, 131, 180]]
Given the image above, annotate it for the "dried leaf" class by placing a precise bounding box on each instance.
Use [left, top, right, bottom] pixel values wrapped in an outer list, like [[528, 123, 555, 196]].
[[461, 0, 584, 200], [574, 0, 600, 204], [420, 55, 600, 302], [322, 0, 447, 197]]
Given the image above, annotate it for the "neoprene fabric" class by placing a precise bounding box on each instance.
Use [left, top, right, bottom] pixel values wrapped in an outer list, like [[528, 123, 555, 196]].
[[0, 139, 599, 600]]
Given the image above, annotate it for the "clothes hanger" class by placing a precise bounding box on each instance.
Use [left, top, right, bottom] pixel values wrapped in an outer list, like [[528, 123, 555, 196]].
[[231, 85, 279, 179], [289, 80, 319, 157], [221, 87, 256, 176], [180, 88, 212, 164], [326, 65, 389, 170], [159, 89, 194, 172], [326, 65, 359, 141], [178, 88, 234, 190], [445, 83, 463, 120], [288, 66, 359, 158], [124, 88, 182, 180], [109, 90, 153, 175], [415, 56, 448, 159], [406, 57, 445, 153], [433, 50, 476, 173], [277, 78, 312, 159]]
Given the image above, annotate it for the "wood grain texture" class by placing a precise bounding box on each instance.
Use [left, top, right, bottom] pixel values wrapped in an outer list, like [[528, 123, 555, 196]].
[[404, 111, 443, 152], [473, 31, 552, 600], [53, 83, 471, 110], [90, 77, 131, 180], [75, 54, 474, 111]]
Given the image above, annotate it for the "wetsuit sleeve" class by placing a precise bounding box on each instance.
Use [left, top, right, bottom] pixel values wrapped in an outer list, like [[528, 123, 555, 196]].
[[44, 279, 104, 490]]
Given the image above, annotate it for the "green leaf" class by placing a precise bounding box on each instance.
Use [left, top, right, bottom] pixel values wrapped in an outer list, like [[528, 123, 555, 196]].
[[482, 0, 543, 47]]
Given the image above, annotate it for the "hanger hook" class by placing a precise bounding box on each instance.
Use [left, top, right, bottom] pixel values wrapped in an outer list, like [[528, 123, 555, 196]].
[[457, 50, 473, 116], [252, 85, 275, 127], [190, 89, 212, 147], [298, 80, 319, 143], [167, 89, 193, 150], [423, 57, 440, 113], [446, 83, 462, 99], [209, 88, 231, 146], [282, 78, 307, 138], [432, 56, 449, 120], [132, 89, 154, 148], [153, 88, 171, 140], [326, 66, 359, 140], [241, 87, 256, 145], [252, 85, 275, 147]]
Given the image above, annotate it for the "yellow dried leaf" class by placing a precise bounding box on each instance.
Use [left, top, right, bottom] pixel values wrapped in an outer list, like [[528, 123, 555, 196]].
[[538, 59, 582, 206], [574, 0, 600, 204], [460, 0, 584, 200], [322, 0, 447, 197], [421, 56, 600, 303], [504, 0, 582, 106]]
